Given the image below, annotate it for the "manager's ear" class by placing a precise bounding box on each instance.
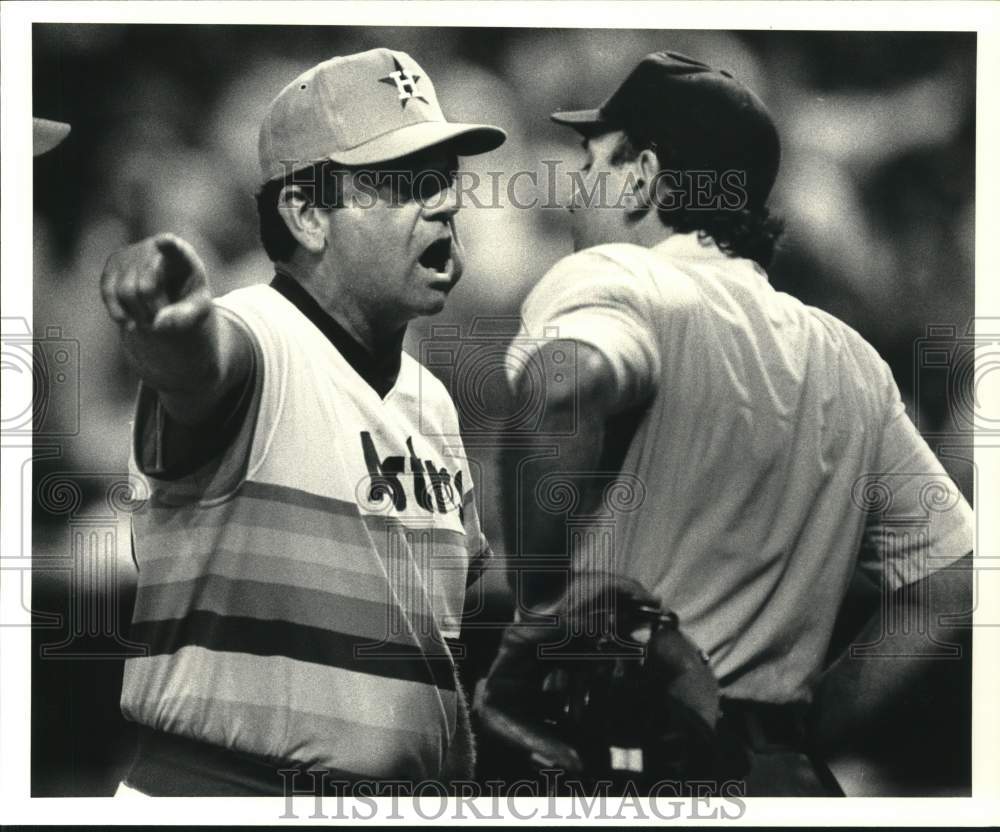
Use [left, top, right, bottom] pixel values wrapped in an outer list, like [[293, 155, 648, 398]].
[[277, 185, 328, 255], [627, 148, 663, 216]]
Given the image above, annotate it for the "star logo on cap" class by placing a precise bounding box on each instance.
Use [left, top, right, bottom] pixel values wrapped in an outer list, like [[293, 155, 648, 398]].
[[379, 56, 428, 107]]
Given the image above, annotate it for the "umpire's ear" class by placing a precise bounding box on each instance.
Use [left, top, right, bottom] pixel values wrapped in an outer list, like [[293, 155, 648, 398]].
[[277, 184, 328, 255], [626, 147, 662, 216]]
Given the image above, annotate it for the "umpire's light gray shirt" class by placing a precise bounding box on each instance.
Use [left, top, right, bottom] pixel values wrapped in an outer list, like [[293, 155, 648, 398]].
[[508, 232, 973, 704]]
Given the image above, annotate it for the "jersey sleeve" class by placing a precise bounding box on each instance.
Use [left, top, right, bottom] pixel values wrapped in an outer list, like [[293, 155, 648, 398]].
[[857, 365, 974, 590], [507, 246, 663, 409], [130, 290, 280, 503]]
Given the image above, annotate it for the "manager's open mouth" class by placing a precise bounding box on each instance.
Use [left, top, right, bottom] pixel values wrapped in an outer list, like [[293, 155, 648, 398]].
[[419, 238, 452, 274]]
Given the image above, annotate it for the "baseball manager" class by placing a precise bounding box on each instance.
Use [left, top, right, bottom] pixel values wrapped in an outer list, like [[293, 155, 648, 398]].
[[101, 48, 505, 795]]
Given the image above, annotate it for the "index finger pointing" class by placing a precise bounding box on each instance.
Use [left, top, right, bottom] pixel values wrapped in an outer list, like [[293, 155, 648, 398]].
[[153, 234, 207, 301], [153, 234, 194, 287]]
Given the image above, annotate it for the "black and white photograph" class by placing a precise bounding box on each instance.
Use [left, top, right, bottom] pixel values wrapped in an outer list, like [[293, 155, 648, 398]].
[[2, 1, 999, 826]]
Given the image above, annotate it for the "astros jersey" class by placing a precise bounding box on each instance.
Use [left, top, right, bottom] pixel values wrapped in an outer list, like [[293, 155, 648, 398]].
[[122, 278, 489, 780], [508, 232, 973, 704]]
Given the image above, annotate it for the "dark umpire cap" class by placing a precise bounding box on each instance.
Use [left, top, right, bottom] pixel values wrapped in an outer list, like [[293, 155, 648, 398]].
[[552, 51, 780, 207], [259, 48, 506, 184]]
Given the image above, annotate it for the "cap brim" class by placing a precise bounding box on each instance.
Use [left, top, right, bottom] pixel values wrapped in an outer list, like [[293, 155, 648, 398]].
[[328, 121, 506, 166], [33, 118, 71, 156], [550, 108, 606, 131]]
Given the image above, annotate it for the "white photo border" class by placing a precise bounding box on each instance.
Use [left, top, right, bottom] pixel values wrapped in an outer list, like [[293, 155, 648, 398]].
[[2, 0, 999, 825]]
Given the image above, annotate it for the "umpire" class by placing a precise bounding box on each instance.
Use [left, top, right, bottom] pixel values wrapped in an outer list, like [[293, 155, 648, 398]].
[[478, 51, 973, 796], [101, 49, 504, 795]]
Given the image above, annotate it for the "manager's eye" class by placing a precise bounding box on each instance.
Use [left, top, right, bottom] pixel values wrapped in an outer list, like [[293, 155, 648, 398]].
[[413, 168, 456, 202]]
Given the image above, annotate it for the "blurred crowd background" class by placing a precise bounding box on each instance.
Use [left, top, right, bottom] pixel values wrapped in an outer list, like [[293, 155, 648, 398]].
[[28, 25, 975, 797]]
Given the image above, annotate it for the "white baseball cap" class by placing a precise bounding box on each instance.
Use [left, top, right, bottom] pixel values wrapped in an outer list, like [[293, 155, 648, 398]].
[[258, 48, 506, 184], [33, 117, 71, 156]]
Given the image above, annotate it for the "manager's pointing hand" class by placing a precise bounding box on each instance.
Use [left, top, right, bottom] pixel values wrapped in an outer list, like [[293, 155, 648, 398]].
[[100, 233, 212, 334]]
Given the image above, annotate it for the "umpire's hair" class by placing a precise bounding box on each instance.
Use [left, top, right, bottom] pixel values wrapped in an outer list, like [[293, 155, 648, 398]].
[[256, 162, 346, 263], [611, 133, 784, 268]]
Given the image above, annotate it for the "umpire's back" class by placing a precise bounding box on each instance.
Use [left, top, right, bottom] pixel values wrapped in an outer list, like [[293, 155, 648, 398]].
[[515, 230, 972, 706]]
